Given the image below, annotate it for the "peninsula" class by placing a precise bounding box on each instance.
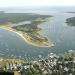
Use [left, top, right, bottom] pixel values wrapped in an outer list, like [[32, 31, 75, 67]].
[[0, 12, 54, 47]]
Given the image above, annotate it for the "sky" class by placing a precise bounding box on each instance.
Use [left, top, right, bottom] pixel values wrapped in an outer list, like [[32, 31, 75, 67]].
[[0, 0, 75, 7]]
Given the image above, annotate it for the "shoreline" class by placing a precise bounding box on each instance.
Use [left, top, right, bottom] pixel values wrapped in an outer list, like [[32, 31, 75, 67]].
[[0, 26, 54, 47]]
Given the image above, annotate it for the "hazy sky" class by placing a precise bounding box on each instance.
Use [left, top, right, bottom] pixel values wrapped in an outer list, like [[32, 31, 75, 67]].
[[0, 0, 75, 7]]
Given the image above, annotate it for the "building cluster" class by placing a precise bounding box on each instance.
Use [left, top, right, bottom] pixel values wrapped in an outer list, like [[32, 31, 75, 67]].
[[24, 50, 75, 75], [0, 59, 30, 75], [0, 50, 75, 75]]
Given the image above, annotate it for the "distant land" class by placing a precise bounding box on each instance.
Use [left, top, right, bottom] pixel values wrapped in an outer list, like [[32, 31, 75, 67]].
[[1, 6, 75, 12], [67, 12, 75, 13], [66, 17, 75, 26]]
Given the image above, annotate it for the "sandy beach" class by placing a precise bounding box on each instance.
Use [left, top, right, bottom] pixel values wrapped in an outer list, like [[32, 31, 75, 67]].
[[0, 26, 54, 47]]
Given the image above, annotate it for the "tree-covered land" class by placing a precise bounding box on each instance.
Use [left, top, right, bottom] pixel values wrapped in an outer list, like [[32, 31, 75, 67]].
[[66, 17, 75, 26], [12, 19, 51, 47], [0, 12, 51, 24]]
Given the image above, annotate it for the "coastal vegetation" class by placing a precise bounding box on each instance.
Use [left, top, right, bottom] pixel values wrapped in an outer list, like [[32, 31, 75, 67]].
[[0, 12, 51, 24], [66, 17, 75, 26], [12, 20, 51, 47]]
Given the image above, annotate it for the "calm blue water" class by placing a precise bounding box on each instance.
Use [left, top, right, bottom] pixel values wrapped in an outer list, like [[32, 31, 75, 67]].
[[0, 11, 75, 59]]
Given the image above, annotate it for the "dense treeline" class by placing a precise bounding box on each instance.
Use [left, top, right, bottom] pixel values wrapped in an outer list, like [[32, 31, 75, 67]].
[[0, 12, 51, 24], [12, 20, 45, 32], [66, 17, 75, 26]]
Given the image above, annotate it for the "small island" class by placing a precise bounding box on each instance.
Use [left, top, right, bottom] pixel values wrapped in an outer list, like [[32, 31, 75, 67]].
[[66, 17, 75, 26], [0, 12, 54, 47]]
